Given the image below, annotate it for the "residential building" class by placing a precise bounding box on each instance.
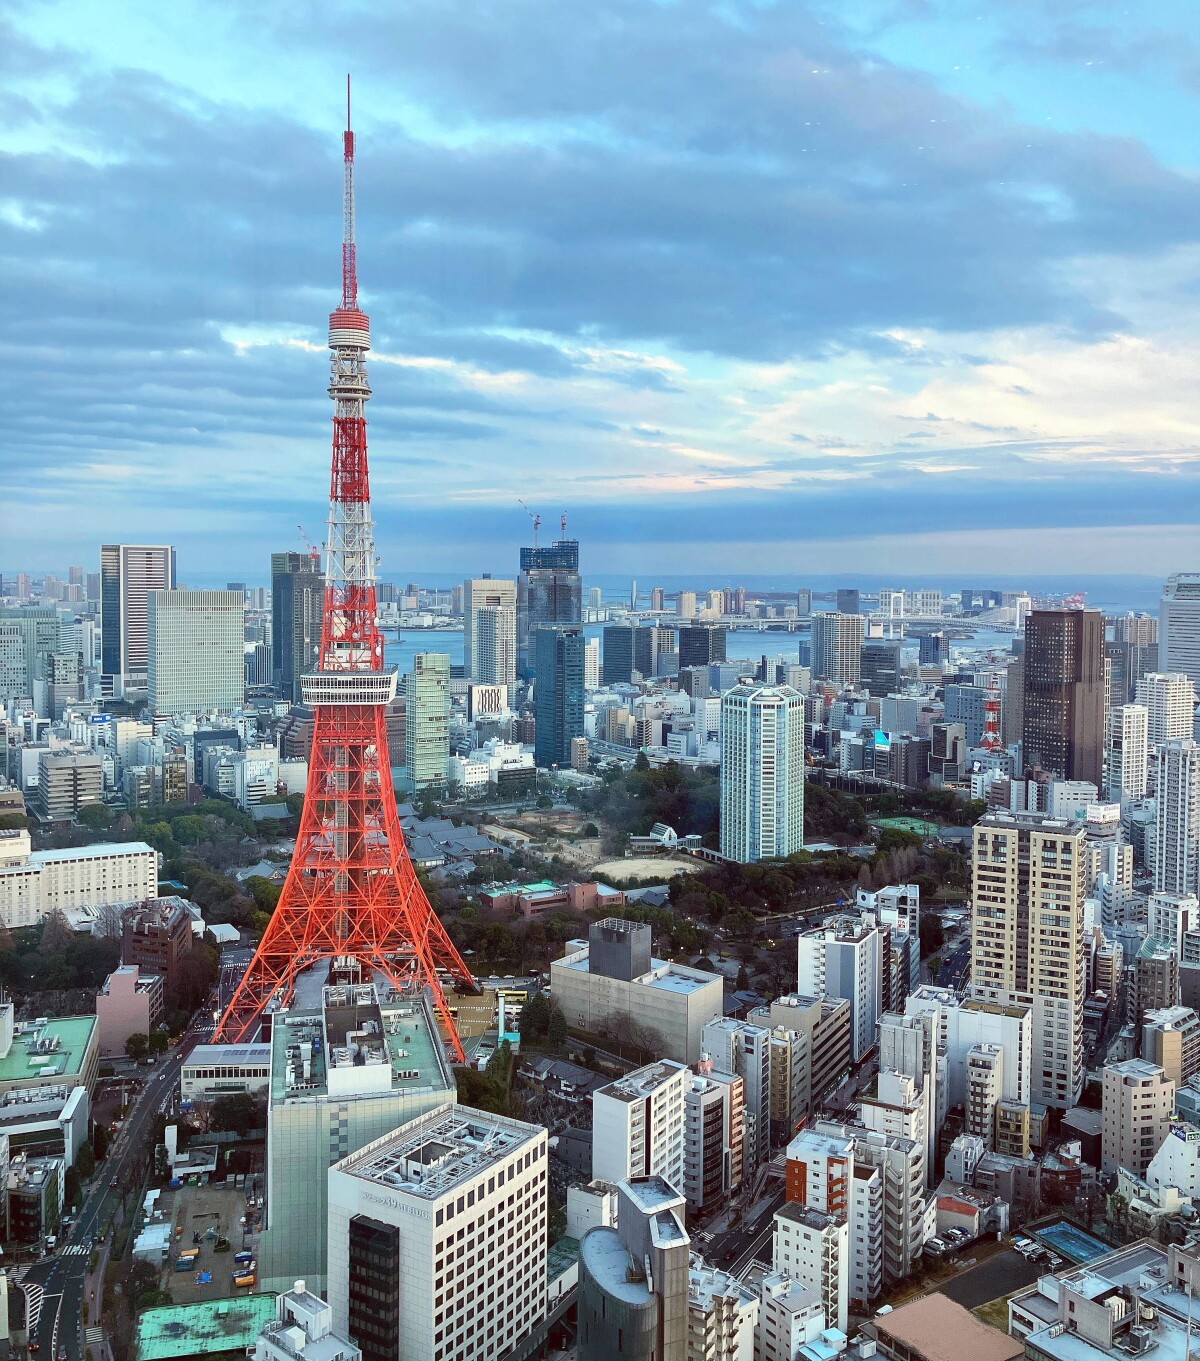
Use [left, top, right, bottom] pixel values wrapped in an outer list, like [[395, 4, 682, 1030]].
[[578, 1178, 689, 1361], [762, 1024, 812, 1148], [1021, 609, 1105, 784], [702, 1018, 772, 1170], [405, 652, 450, 790], [719, 682, 806, 864], [550, 918, 724, 1064], [1136, 672, 1197, 746], [463, 576, 517, 684], [686, 1262, 758, 1361], [796, 917, 882, 1062], [148, 589, 244, 715], [746, 1269, 829, 1361], [1148, 891, 1200, 952], [772, 1202, 849, 1335], [1141, 1006, 1200, 1088], [261, 987, 456, 1296], [684, 1067, 744, 1211], [811, 613, 863, 686], [327, 1103, 547, 1361], [270, 551, 323, 704], [533, 625, 586, 768], [1101, 1058, 1174, 1175], [1160, 572, 1200, 689], [100, 543, 177, 695], [1106, 703, 1149, 804], [253, 1283, 361, 1361], [592, 1059, 688, 1191], [0, 830, 158, 930], [95, 966, 163, 1058], [969, 811, 1088, 1108], [753, 994, 852, 1109], [1153, 739, 1200, 897], [517, 539, 582, 676], [857, 884, 920, 1001], [36, 750, 102, 821]]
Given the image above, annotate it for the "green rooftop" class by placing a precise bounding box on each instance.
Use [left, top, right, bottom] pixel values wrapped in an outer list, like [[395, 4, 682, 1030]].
[[480, 879, 557, 900], [548, 1235, 580, 1284], [0, 1014, 97, 1085], [134, 1294, 277, 1359]]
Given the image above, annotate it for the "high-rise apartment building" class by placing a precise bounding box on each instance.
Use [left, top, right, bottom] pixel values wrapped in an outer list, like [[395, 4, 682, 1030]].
[[1160, 573, 1200, 690], [404, 653, 450, 790], [772, 1203, 849, 1335], [811, 613, 863, 686], [684, 1067, 744, 1211], [702, 1018, 772, 1171], [1106, 704, 1149, 804], [1101, 1058, 1174, 1176], [327, 1103, 547, 1361], [797, 917, 883, 1063], [719, 681, 805, 864], [533, 625, 585, 768], [1021, 609, 1105, 784], [969, 811, 1088, 1108], [147, 589, 244, 716], [270, 551, 324, 705], [591, 1059, 688, 1191], [1153, 739, 1200, 897], [463, 576, 516, 685], [1136, 672, 1197, 746], [517, 539, 581, 676], [100, 544, 176, 695]]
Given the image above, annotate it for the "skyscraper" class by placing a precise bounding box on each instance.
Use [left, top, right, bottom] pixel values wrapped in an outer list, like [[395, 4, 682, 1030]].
[[634, 624, 676, 679], [1160, 573, 1200, 690], [0, 607, 59, 708], [517, 539, 581, 676], [533, 626, 585, 768], [811, 612, 863, 685], [474, 605, 517, 693], [100, 544, 177, 695], [720, 681, 805, 864], [271, 551, 324, 704], [1136, 672, 1197, 746], [678, 625, 727, 669], [860, 639, 903, 697], [405, 653, 450, 790], [969, 811, 1088, 1108], [1020, 609, 1104, 784], [147, 589, 244, 715], [463, 576, 516, 681], [602, 624, 635, 686], [835, 589, 860, 615], [1153, 739, 1200, 898], [1106, 704, 1149, 804]]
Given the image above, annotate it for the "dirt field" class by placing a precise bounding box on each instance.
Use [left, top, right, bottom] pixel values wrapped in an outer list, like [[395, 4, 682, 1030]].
[[158, 1181, 262, 1304], [591, 856, 694, 883]]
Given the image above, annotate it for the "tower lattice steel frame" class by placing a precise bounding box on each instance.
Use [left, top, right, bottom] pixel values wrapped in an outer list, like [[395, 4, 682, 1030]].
[[215, 80, 475, 1057]]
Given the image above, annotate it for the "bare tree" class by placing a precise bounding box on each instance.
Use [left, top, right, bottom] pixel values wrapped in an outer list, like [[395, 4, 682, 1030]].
[[39, 908, 74, 954]]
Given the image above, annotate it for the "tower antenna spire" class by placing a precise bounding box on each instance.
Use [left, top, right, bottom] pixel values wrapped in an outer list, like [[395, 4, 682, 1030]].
[[216, 83, 475, 1060]]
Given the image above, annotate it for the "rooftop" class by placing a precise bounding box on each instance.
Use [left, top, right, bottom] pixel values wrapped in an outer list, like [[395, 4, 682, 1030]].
[[20, 839, 155, 867], [869, 1292, 1023, 1361], [597, 1060, 687, 1104], [333, 1103, 542, 1201], [579, 1227, 652, 1305], [0, 1014, 96, 1085], [776, 1202, 840, 1232], [184, 1043, 271, 1068], [133, 1294, 278, 1360]]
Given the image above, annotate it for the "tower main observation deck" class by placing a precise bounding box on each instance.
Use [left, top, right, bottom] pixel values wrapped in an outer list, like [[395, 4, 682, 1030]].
[[215, 82, 476, 1059]]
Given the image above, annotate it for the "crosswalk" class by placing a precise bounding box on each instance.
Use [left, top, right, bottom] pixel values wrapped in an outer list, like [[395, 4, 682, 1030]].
[[85, 1326, 104, 1344], [60, 1243, 89, 1257], [23, 1282, 44, 1333]]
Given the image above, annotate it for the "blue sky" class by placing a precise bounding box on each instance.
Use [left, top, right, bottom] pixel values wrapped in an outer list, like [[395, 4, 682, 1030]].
[[2, 0, 1199, 581]]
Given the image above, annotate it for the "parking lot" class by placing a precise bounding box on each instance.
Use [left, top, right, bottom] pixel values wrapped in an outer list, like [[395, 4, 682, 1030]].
[[156, 1181, 262, 1305], [937, 1247, 1044, 1311]]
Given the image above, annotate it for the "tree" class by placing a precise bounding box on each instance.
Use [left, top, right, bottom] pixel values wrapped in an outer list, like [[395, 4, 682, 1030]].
[[211, 1093, 264, 1135], [148, 1031, 169, 1056], [245, 876, 282, 913], [39, 908, 74, 955], [75, 1143, 96, 1179], [634, 752, 650, 772], [125, 1033, 149, 1061], [546, 1004, 568, 1047], [92, 1124, 109, 1160], [77, 803, 115, 831]]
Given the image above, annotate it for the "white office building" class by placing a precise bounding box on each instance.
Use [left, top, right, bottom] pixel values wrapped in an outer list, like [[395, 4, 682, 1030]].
[[771, 1203, 849, 1335], [0, 830, 157, 929], [1108, 704, 1150, 805], [1160, 574, 1200, 691], [147, 589, 244, 715], [259, 985, 456, 1296], [1153, 740, 1200, 898], [719, 682, 805, 864], [592, 1059, 687, 1191], [796, 917, 882, 1063], [327, 1104, 547, 1361]]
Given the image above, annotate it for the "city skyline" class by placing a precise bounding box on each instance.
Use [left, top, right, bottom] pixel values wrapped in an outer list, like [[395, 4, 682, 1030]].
[[4, 3, 1200, 573]]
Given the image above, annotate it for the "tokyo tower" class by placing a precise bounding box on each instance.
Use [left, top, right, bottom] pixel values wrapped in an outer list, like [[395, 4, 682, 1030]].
[[216, 81, 476, 1058]]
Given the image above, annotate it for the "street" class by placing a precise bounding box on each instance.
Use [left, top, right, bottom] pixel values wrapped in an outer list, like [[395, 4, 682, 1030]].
[[20, 1025, 201, 1359]]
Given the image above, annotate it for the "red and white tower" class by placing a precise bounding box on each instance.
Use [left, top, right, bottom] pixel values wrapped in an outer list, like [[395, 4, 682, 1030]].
[[979, 673, 1003, 753], [216, 81, 475, 1057]]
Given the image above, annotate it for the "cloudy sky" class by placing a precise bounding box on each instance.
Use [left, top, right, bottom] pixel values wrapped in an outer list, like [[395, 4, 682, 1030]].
[[3, 0, 1199, 582]]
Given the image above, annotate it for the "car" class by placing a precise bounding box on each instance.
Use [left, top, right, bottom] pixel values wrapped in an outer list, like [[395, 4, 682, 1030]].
[[110, 1177, 118, 1188], [28, 1343, 39, 1354]]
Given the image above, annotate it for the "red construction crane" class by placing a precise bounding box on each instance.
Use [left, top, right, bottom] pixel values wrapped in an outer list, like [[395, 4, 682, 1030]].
[[296, 524, 320, 568], [216, 78, 475, 1058]]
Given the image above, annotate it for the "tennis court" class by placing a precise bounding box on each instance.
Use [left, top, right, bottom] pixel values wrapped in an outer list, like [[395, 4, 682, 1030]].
[[1032, 1221, 1110, 1263], [870, 816, 941, 837]]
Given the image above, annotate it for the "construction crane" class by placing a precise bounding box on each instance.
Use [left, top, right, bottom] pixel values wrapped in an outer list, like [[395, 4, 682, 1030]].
[[296, 519, 319, 563], [560, 513, 567, 540], [517, 499, 540, 548]]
